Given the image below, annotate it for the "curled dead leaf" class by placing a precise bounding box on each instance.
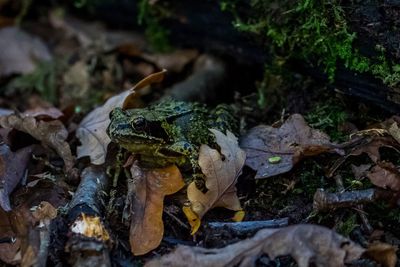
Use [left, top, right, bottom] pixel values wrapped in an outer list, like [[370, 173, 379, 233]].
[[241, 114, 342, 179], [145, 224, 365, 267], [0, 113, 74, 173], [185, 130, 245, 234], [129, 164, 184, 255]]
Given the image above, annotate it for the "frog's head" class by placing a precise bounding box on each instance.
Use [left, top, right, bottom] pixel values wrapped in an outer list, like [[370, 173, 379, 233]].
[[107, 107, 167, 151]]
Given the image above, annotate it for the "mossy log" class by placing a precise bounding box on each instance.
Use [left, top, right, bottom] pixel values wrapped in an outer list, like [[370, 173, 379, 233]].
[[81, 0, 400, 112]]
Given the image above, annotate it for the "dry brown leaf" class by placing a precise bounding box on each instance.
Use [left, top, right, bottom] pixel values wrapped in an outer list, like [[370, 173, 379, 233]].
[[240, 114, 342, 179], [365, 242, 398, 267], [185, 130, 245, 234], [0, 113, 74, 172], [366, 162, 400, 191], [145, 224, 365, 267], [0, 144, 33, 211], [76, 70, 166, 165], [129, 164, 185, 255], [0, 27, 52, 77]]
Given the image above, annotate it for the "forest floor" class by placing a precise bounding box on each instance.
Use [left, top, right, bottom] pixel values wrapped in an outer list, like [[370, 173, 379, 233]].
[[0, 3, 399, 267]]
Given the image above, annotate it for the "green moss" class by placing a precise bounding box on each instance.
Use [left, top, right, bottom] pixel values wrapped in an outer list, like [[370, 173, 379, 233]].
[[305, 100, 348, 142], [137, 0, 172, 52], [222, 0, 400, 86]]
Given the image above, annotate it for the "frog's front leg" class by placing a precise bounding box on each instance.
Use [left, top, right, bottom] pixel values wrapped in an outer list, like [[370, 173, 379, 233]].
[[168, 141, 208, 191]]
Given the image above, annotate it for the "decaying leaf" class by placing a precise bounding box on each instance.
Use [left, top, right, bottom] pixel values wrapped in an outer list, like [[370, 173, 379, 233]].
[[184, 130, 246, 234], [76, 70, 166, 165], [145, 224, 365, 267], [129, 164, 185, 255], [0, 113, 74, 172], [366, 162, 400, 191], [0, 144, 33, 211], [0, 27, 52, 77], [240, 114, 342, 179]]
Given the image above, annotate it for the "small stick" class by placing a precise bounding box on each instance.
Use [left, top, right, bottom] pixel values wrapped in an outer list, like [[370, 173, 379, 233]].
[[313, 188, 393, 211], [207, 218, 289, 236]]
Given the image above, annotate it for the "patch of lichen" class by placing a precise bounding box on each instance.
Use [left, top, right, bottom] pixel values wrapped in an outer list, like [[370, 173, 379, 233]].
[[221, 0, 400, 87]]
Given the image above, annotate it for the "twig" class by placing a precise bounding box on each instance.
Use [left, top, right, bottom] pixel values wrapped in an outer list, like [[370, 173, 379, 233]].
[[313, 188, 393, 211], [206, 218, 289, 236]]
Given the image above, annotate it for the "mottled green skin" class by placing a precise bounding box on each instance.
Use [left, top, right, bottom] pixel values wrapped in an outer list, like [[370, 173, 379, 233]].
[[107, 100, 237, 172]]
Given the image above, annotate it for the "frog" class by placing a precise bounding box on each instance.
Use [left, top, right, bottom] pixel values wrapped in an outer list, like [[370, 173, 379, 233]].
[[106, 99, 237, 181]]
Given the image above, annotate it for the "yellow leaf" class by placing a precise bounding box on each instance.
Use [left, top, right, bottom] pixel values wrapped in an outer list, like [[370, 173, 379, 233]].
[[182, 205, 201, 235], [232, 210, 245, 222]]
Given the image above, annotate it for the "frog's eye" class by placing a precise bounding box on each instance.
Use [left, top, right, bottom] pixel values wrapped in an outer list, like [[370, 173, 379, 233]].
[[132, 116, 147, 131]]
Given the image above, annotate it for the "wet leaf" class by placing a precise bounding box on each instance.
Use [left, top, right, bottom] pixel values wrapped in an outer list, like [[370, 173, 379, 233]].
[[145, 224, 365, 267], [0, 113, 74, 172], [129, 164, 185, 255], [0, 144, 32, 211], [366, 162, 400, 191], [0, 27, 52, 77], [76, 70, 166, 164], [241, 114, 342, 179], [185, 130, 245, 234]]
